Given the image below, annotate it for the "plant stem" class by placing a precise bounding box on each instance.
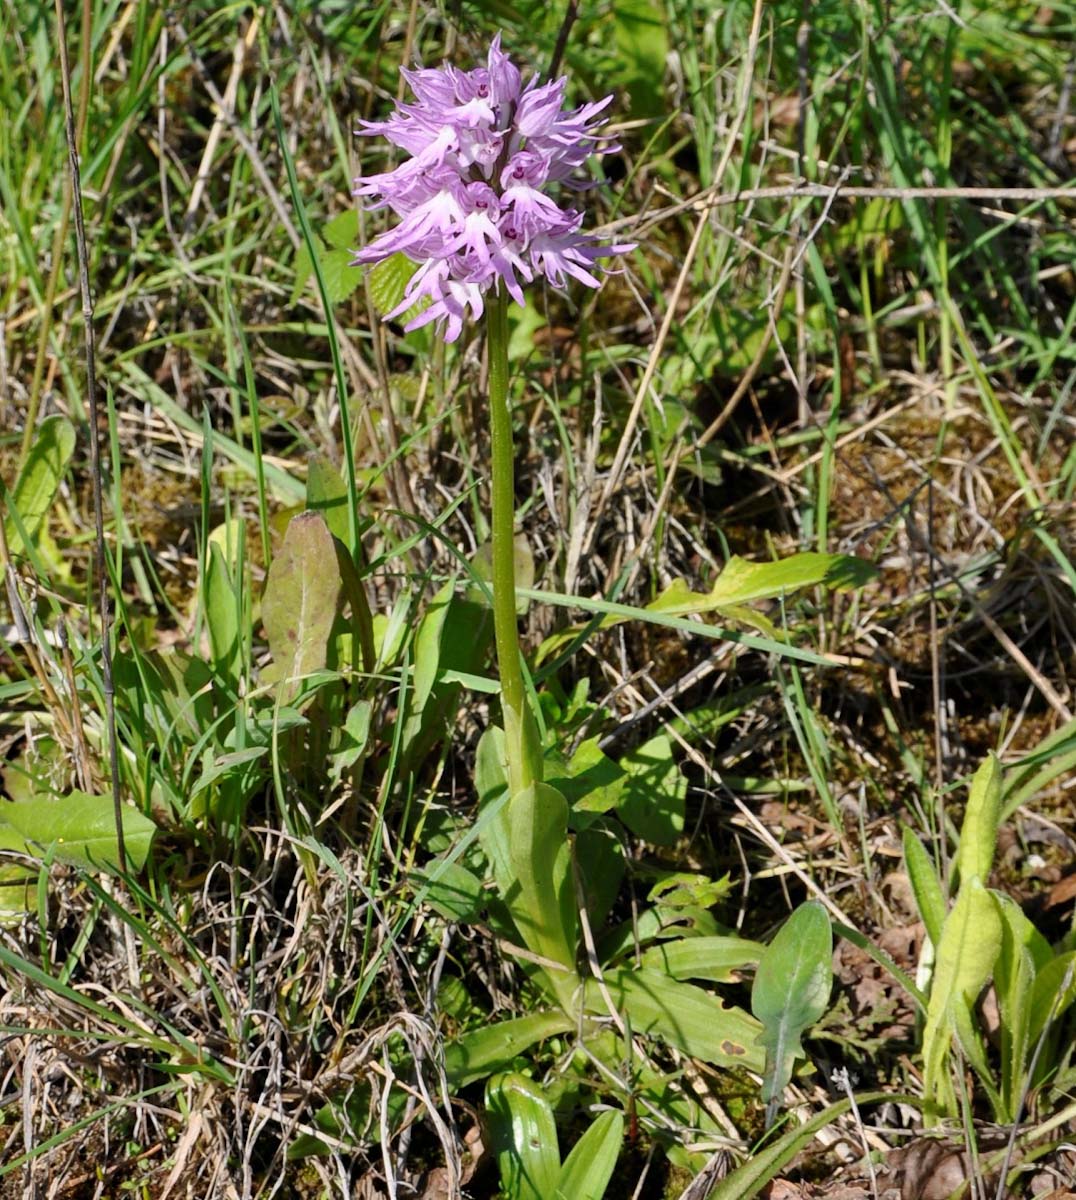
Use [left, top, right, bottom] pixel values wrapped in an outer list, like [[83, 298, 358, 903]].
[[487, 291, 539, 794]]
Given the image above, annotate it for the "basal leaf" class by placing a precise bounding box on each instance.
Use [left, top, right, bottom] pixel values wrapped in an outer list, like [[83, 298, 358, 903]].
[[642, 935, 765, 984], [955, 754, 1002, 887], [4, 414, 76, 557], [922, 878, 1002, 1116], [555, 1110, 623, 1200], [902, 826, 947, 949], [1, 791, 156, 874], [586, 966, 764, 1071], [647, 552, 877, 621], [305, 455, 350, 546], [504, 783, 580, 1010], [617, 733, 685, 845], [485, 1073, 561, 1200], [262, 513, 342, 696], [411, 857, 483, 923], [444, 1011, 576, 1089], [751, 901, 833, 1124]]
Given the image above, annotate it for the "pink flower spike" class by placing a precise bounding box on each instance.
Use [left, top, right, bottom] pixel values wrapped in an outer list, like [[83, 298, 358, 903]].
[[354, 36, 632, 343]]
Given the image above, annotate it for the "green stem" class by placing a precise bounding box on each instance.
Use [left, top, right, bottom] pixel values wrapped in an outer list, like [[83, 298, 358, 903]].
[[487, 291, 540, 794]]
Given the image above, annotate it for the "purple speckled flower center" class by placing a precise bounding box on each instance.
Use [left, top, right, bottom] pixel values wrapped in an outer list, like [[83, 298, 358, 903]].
[[353, 35, 632, 342]]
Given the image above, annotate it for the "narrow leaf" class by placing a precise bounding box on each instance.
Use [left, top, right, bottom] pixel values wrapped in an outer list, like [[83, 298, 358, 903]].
[[707, 1093, 921, 1200], [902, 827, 947, 949], [555, 1111, 624, 1200], [956, 754, 1002, 886]]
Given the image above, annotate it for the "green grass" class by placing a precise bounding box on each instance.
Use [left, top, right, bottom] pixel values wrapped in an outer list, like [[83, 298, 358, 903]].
[[1, 0, 1075, 1196]]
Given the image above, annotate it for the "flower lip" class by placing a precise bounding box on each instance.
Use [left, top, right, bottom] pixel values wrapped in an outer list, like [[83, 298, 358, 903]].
[[354, 35, 631, 342]]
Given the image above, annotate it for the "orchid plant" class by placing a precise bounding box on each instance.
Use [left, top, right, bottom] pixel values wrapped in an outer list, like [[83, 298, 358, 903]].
[[353, 35, 631, 1010]]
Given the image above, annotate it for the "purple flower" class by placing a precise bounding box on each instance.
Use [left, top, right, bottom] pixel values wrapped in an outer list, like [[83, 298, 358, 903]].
[[354, 35, 632, 342]]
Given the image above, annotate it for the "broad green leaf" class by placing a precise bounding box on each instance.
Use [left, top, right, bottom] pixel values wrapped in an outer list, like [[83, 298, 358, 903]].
[[572, 824, 625, 927], [411, 858, 483, 923], [1, 791, 156, 873], [955, 754, 1002, 886], [617, 733, 685, 845], [262, 513, 342, 696], [706, 1092, 921, 1200], [585, 966, 764, 1071], [323, 208, 359, 249], [4, 414, 75, 557], [317, 247, 364, 305], [922, 878, 1002, 1116], [305, 455, 350, 546], [548, 738, 626, 816], [292, 213, 363, 305], [444, 1011, 576, 1089], [0, 822, 38, 921], [642, 935, 765, 984], [485, 1074, 560, 1200], [555, 1110, 624, 1200], [503, 783, 580, 1010], [1029, 950, 1076, 1043], [368, 252, 416, 316], [902, 827, 947, 949], [751, 902, 833, 1124]]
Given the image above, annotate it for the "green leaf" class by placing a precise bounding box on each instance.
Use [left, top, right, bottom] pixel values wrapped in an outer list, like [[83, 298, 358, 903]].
[[368, 252, 417, 316], [751, 902, 833, 1124], [0, 822, 39, 921], [585, 966, 764, 1071], [444, 1012, 576, 1089], [485, 1074, 561, 1200], [411, 581, 453, 716], [706, 1092, 921, 1200], [555, 1110, 624, 1200], [4, 414, 76, 557], [547, 737, 626, 816], [1029, 950, 1076, 1043], [292, 212, 363, 306], [955, 754, 1002, 886], [323, 209, 359, 250], [317, 247, 364, 305], [411, 858, 483, 923], [205, 537, 241, 684], [0, 791, 156, 874], [902, 827, 947, 949], [262, 513, 342, 696], [617, 733, 685, 845], [921, 878, 1002, 1116], [995, 894, 1041, 1121], [646, 552, 877, 621], [641, 935, 765, 984], [503, 783, 580, 1009], [305, 455, 350, 546]]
